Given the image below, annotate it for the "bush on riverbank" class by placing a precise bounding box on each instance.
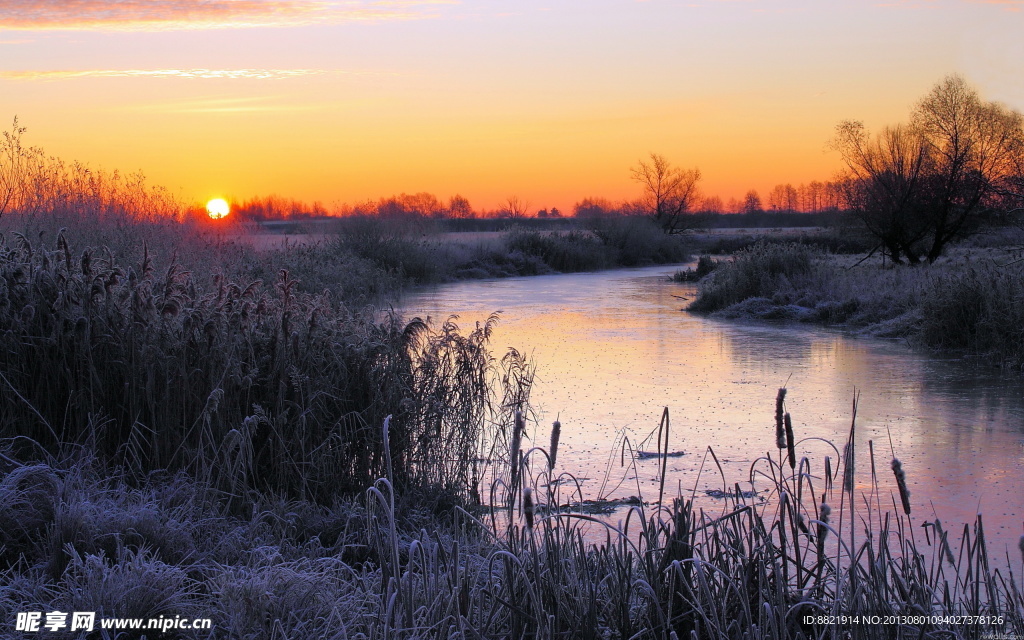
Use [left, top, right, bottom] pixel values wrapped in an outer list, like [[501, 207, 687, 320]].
[[688, 240, 818, 313], [689, 241, 1024, 367]]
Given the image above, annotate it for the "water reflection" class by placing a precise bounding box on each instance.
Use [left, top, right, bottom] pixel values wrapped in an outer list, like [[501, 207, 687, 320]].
[[401, 265, 1024, 552]]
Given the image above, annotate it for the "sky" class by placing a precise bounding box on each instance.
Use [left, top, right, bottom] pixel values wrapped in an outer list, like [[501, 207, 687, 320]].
[[1, 0, 1023, 214]]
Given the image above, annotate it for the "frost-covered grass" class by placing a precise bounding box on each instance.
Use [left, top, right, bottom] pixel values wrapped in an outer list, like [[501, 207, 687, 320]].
[[2, 394, 1023, 639], [689, 240, 1024, 369]]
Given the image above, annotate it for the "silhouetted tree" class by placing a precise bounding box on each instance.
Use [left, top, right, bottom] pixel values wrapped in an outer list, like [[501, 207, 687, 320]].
[[501, 195, 530, 219], [447, 194, 473, 218], [630, 153, 702, 233], [742, 190, 762, 213], [835, 75, 1024, 263], [573, 197, 620, 218]]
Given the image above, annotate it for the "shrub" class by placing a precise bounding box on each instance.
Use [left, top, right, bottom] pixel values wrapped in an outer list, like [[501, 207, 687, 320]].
[[917, 263, 1024, 365], [588, 216, 690, 266], [673, 255, 719, 282], [505, 229, 611, 272], [689, 240, 818, 313]]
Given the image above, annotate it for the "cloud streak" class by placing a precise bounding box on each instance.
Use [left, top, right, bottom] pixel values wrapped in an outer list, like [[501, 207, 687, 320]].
[[0, 0, 457, 31], [0, 68, 358, 80]]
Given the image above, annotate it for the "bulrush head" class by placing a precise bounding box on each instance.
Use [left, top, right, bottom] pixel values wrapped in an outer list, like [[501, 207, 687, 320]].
[[522, 486, 535, 529], [549, 419, 561, 471], [818, 503, 832, 541], [775, 388, 787, 449], [891, 458, 911, 515]]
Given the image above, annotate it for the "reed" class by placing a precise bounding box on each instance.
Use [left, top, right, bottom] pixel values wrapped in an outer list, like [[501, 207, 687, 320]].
[[2, 389, 1022, 638]]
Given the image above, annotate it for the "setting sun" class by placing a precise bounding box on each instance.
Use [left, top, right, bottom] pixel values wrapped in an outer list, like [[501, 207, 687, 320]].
[[206, 198, 230, 219]]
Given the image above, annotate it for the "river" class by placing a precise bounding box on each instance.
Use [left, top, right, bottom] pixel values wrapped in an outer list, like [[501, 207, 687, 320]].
[[400, 264, 1024, 553]]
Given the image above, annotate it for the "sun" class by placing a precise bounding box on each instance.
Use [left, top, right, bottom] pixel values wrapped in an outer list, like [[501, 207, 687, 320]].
[[206, 198, 230, 219]]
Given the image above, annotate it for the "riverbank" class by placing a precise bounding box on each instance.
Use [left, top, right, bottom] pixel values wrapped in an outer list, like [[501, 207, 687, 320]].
[[688, 237, 1024, 370]]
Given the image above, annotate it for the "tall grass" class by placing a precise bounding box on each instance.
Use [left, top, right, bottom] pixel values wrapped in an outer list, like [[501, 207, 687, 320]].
[[3, 392, 1021, 638], [0, 231, 504, 503], [688, 240, 818, 313]]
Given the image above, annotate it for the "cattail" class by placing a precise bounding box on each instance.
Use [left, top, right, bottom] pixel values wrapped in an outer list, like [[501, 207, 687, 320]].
[[784, 412, 796, 469], [891, 458, 911, 515], [522, 487, 534, 529], [775, 388, 787, 448], [935, 519, 955, 565], [817, 503, 831, 543], [549, 419, 561, 471], [1018, 535, 1024, 564]]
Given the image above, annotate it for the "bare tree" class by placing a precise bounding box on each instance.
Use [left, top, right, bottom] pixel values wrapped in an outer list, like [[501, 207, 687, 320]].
[[834, 75, 1024, 263], [742, 189, 762, 214], [833, 121, 931, 263], [502, 195, 530, 219], [912, 75, 1024, 261], [630, 153, 702, 233]]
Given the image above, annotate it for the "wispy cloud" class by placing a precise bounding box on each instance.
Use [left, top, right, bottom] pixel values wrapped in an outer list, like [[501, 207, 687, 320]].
[[0, 68, 362, 80], [967, 0, 1023, 9], [0, 0, 457, 32], [136, 96, 308, 113], [122, 95, 364, 114]]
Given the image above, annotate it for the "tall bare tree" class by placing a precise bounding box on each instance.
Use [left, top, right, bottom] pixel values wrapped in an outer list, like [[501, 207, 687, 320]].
[[834, 75, 1024, 263], [833, 121, 931, 263], [912, 75, 1024, 261], [630, 153, 702, 233]]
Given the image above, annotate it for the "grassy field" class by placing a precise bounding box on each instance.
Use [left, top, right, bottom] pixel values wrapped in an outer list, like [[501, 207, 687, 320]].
[[1, 205, 1022, 638]]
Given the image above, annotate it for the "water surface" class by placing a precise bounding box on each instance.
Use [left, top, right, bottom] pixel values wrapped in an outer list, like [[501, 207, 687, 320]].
[[401, 265, 1024, 552]]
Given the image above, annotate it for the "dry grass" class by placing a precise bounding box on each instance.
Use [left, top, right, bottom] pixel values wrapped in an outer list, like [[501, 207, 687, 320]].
[[690, 240, 1024, 368], [2, 390, 1021, 639]]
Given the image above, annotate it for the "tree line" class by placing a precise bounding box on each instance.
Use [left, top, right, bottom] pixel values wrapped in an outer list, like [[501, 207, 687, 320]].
[[3, 74, 1020, 262]]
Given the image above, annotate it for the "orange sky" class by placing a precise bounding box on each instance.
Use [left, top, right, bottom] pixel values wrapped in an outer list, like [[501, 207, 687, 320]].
[[2, 0, 1022, 214]]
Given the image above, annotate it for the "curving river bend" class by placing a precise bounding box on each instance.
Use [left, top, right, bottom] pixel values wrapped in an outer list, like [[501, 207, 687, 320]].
[[400, 264, 1024, 553]]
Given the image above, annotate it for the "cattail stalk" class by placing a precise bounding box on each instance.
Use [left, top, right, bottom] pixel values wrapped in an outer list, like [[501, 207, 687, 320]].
[[816, 502, 832, 559], [784, 412, 796, 469], [509, 410, 523, 495]]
